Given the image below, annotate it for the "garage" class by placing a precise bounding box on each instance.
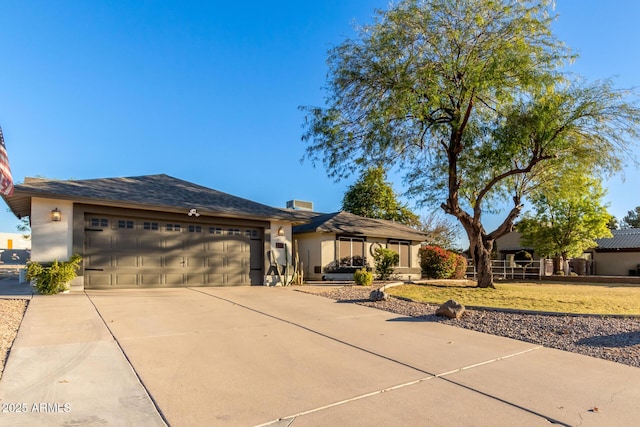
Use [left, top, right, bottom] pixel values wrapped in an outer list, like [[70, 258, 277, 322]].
[[83, 214, 264, 288]]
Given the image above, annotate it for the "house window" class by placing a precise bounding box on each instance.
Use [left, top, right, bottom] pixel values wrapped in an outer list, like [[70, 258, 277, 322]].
[[189, 225, 202, 233], [209, 227, 222, 234], [90, 218, 108, 228], [143, 222, 159, 230], [388, 240, 410, 268], [338, 237, 365, 267], [166, 224, 182, 232], [118, 220, 134, 229]]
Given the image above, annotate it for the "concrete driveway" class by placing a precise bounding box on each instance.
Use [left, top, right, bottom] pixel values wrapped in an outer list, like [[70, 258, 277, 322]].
[[2, 285, 640, 426]]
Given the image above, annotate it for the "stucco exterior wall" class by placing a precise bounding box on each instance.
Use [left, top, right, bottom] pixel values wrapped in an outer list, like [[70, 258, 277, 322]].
[[594, 252, 640, 276], [294, 233, 321, 279], [30, 197, 74, 262]]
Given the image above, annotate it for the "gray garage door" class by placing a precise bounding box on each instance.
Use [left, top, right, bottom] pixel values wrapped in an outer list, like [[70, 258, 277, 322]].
[[83, 215, 263, 289]]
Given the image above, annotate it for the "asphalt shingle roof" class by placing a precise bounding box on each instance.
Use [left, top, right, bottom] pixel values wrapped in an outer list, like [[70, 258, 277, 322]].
[[595, 228, 640, 250], [293, 211, 428, 241], [3, 174, 297, 221]]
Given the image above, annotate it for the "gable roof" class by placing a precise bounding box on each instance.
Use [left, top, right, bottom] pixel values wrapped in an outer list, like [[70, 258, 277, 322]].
[[3, 174, 296, 221], [293, 211, 427, 241], [595, 228, 640, 250]]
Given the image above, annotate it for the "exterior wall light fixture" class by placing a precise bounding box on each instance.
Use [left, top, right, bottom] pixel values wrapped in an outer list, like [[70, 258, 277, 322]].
[[277, 226, 285, 236], [51, 208, 62, 222]]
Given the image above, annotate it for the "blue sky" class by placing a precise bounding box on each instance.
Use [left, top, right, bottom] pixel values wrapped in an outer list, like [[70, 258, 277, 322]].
[[1, 1, 639, 243]]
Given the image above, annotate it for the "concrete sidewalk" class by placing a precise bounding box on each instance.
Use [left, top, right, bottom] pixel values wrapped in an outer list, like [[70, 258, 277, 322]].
[[1, 283, 639, 426]]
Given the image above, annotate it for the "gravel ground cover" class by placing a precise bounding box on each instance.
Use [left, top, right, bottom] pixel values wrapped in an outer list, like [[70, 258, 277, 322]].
[[0, 299, 28, 379], [306, 286, 640, 368]]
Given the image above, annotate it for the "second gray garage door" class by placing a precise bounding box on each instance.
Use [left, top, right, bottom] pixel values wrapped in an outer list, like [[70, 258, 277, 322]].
[[84, 215, 263, 288]]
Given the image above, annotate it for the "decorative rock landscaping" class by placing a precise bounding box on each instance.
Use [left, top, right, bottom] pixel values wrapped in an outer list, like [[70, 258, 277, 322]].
[[309, 285, 640, 368]]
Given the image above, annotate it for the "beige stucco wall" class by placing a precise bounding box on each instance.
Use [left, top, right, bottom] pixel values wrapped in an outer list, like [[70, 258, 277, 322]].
[[594, 252, 640, 276], [295, 233, 336, 280], [294, 233, 321, 279], [30, 197, 74, 262]]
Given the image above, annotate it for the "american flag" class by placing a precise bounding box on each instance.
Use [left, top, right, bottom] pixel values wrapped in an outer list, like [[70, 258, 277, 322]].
[[0, 126, 14, 196]]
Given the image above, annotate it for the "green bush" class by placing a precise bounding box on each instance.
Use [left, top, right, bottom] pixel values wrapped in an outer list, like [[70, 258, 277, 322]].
[[419, 245, 457, 279], [354, 268, 373, 286], [451, 254, 468, 279], [27, 254, 82, 295], [373, 248, 399, 280]]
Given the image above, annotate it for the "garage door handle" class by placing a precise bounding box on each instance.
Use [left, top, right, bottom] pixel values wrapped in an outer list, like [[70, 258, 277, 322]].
[[85, 268, 104, 271]]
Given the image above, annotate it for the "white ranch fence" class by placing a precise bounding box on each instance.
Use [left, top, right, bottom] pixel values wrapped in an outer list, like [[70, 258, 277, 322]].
[[466, 260, 544, 280]]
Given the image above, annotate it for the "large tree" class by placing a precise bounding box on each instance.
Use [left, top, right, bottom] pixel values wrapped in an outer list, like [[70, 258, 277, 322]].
[[622, 206, 640, 228], [301, 0, 640, 288], [342, 166, 420, 227], [517, 174, 613, 272]]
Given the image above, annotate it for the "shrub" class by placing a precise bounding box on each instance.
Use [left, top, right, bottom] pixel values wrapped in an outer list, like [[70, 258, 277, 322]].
[[419, 245, 457, 279], [451, 254, 468, 279], [354, 268, 373, 286], [373, 248, 399, 280], [27, 254, 82, 295]]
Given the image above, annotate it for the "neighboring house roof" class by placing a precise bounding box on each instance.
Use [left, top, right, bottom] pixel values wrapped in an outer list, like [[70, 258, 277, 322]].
[[595, 228, 640, 251], [3, 174, 297, 221], [293, 211, 428, 241]]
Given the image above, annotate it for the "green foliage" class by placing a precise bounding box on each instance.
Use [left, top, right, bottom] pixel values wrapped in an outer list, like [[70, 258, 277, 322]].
[[17, 216, 31, 240], [354, 268, 374, 286], [27, 254, 82, 295], [517, 173, 613, 259], [373, 247, 400, 280], [419, 246, 457, 279], [301, 0, 640, 288], [622, 206, 640, 228], [342, 166, 420, 227], [451, 254, 468, 280]]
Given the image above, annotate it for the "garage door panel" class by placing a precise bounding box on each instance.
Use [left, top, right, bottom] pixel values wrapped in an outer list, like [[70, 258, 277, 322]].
[[207, 273, 225, 284], [207, 257, 223, 268], [186, 257, 205, 267], [85, 254, 113, 268], [226, 241, 244, 252], [140, 274, 162, 286], [226, 256, 247, 271], [116, 274, 138, 286], [86, 234, 112, 249], [206, 240, 225, 252], [139, 236, 164, 250], [165, 274, 185, 286], [227, 273, 249, 285], [140, 256, 162, 268], [86, 274, 112, 287], [185, 240, 206, 251], [115, 235, 137, 250], [187, 273, 205, 285], [115, 255, 138, 267], [164, 256, 184, 268]]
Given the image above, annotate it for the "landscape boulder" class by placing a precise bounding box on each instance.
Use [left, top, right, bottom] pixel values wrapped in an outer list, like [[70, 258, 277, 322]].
[[369, 289, 388, 302], [436, 299, 466, 319]]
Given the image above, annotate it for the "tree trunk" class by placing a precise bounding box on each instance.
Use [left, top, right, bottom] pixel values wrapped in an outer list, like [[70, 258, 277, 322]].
[[468, 231, 496, 289]]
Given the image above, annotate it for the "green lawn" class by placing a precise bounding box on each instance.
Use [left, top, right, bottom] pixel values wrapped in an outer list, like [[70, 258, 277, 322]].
[[386, 281, 640, 315]]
